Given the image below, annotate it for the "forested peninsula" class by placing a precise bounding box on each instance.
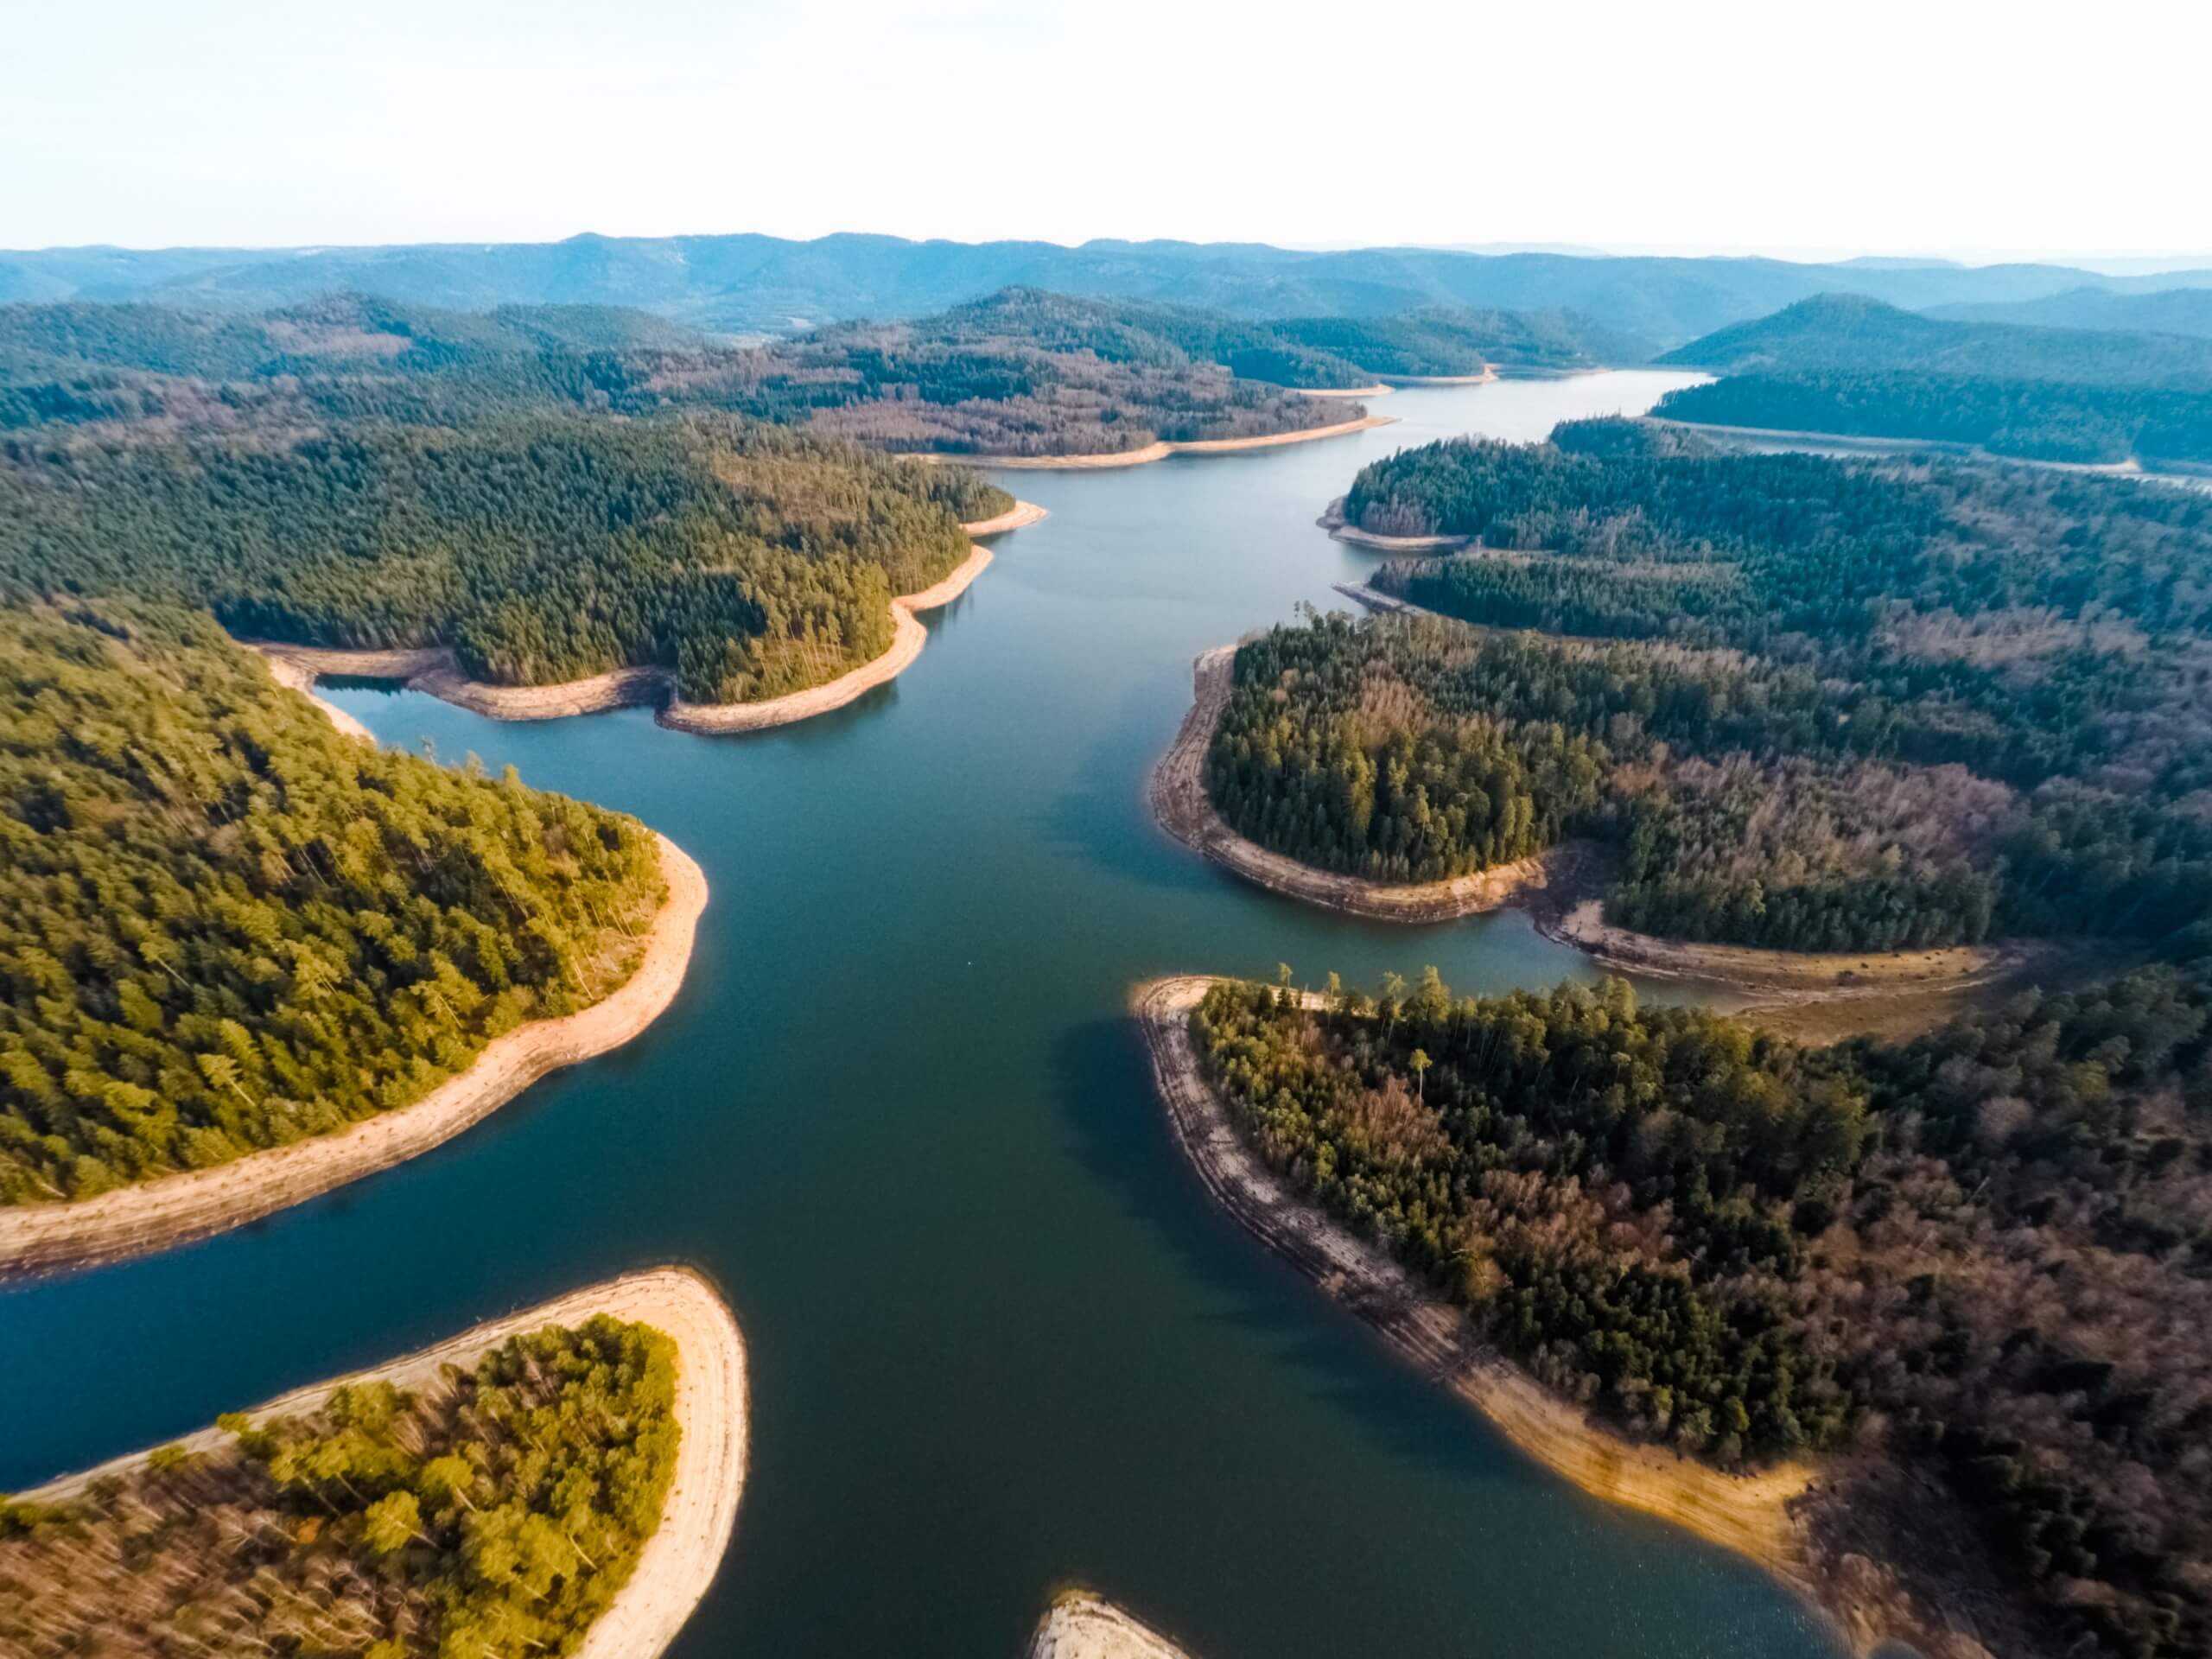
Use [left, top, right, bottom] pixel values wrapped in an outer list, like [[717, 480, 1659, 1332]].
[[0, 1267, 747, 1659], [1649, 295, 2212, 467], [0, 601, 703, 1267], [1252, 421, 2212, 962], [1146, 970, 2212, 1659]]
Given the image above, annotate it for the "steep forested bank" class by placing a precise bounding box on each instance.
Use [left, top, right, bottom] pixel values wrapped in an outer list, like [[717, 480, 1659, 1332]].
[[1656, 372, 2212, 467], [1647, 295, 2212, 466], [1191, 971, 2212, 1659], [0, 1315, 680, 1659], [2, 412, 1004, 703], [0, 601, 667, 1207], [1232, 423, 2212, 952]]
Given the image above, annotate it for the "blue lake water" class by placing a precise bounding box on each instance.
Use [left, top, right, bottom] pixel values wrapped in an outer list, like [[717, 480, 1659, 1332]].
[[1, 371, 1840, 1658]]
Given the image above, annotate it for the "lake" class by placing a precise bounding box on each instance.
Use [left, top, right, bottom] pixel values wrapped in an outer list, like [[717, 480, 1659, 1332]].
[[0, 371, 1840, 1659]]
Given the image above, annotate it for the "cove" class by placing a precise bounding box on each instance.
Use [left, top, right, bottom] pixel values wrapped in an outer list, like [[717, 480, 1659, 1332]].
[[0, 371, 1838, 1659]]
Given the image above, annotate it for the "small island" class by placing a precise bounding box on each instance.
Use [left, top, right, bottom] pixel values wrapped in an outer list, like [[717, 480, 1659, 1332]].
[[1027, 1591, 1196, 1659], [0, 1267, 747, 1659]]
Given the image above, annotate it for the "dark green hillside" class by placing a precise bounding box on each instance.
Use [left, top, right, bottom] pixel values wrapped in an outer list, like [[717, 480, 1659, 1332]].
[[1231, 425, 2212, 950], [0, 414, 1003, 702], [1656, 371, 2212, 467], [0, 601, 665, 1205], [1657, 294, 2212, 385]]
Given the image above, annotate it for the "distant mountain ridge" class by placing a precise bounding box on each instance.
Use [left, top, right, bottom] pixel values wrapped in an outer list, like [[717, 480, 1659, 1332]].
[[1927, 285, 2212, 340], [1659, 294, 2212, 386], [10, 232, 2211, 351]]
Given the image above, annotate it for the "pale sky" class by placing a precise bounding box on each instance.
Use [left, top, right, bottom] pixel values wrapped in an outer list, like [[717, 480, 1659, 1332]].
[[5, 0, 2207, 261]]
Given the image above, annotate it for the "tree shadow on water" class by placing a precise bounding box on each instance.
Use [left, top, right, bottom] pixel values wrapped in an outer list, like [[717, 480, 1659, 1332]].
[[1046, 1014, 1524, 1492]]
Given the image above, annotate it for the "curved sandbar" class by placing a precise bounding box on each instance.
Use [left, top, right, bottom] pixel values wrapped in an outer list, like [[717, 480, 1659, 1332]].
[[1376, 368, 1497, 386], [1131, 978, 1831, 1633], [1317, 495, 1473, 552], [14, 1266, 747, 1659], [251, 506, 1036, 735], [0, 836, 708, 1281], [963, 499, 1052, 536], [1147, 645, 1565, 922], [933, 414, 1398, 471], [1029, 1590, 1195, 1659]]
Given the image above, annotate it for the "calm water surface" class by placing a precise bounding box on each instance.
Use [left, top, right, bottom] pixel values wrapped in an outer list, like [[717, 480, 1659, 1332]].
[[1, 372, 1840, 1659]]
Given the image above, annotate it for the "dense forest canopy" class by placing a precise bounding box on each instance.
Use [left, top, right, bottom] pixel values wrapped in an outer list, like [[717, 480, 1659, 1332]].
[[1649, 296, 2212, 466], [0, 1316, 678, 1659], [1235, 426, 2212, 950], [616, 289, 1376, 456], [1193, 969, 2212, 1659], [0, 411, 1004, 702], [1655, 371, 2212, 467], [0, 601, 666, 1205]]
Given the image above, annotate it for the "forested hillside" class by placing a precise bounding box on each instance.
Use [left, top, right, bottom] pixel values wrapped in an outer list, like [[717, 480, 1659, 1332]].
[[0, 1316, 677, 1659], [1649, 296, 2212, 466], [1657, 294, 2212, 385], [0, 601, 665, 1206], [1, 412, 1003, 702], [1192, 969, 2212, 1659], [620, 289, 1373, 456], [1228, 425, 2212, 950], [1656, 372, 2212, 467]]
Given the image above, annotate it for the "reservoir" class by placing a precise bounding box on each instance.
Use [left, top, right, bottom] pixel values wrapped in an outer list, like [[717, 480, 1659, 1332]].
[[0, 371, 1839, 1658]]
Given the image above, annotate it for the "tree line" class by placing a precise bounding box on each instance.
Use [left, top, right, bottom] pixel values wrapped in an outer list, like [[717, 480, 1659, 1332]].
[[2, 412, 1003, 703], [1193, 964, 2212, 1659], [0, 1316, 679, 1659], [0, 601, 666, 1206]]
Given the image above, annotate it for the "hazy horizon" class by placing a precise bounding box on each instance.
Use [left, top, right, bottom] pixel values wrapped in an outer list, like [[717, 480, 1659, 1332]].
[[7, 0, 2205, 256]]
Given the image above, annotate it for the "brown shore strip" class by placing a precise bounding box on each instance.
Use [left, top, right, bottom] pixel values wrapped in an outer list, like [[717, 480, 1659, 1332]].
[[1028, 1590, 1195, 1659], [1316, 495, 1472, 552], [1288, 382, 1393, 399], [1133, 976, 2003, 1659], [927, 413, 1398, 472], [1376, 368, 1497, 386], [1151, 643, 2026, 1031], [1147, 646, 1562, 922], [250, 504, 1037, 735], [14, 1266, 748, 1659], [0, 835, 708, 1281]]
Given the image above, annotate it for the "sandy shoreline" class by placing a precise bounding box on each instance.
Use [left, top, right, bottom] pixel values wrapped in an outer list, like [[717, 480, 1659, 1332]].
[[1317, 495, 1472, 552], [1135, 974, 2020, 1659], [1288, 382, 1393, 399], [1377, 368, 1497, 386], [1029, 1591, 1195, 1659], [252, 513, 1026, 735], [16, 1265, 747, 1659], [934, 414, 1398, 471], [1132, 978, 1829, 1632], [963, 499, 1052, 536], [1151, 643, 2025, 1027], [1147, 645, 1567, 922], [0, 836, 708, 1281]]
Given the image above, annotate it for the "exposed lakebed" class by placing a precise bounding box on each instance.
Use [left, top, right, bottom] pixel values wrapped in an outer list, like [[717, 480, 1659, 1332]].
[[0, 371, 1844, 1659]]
